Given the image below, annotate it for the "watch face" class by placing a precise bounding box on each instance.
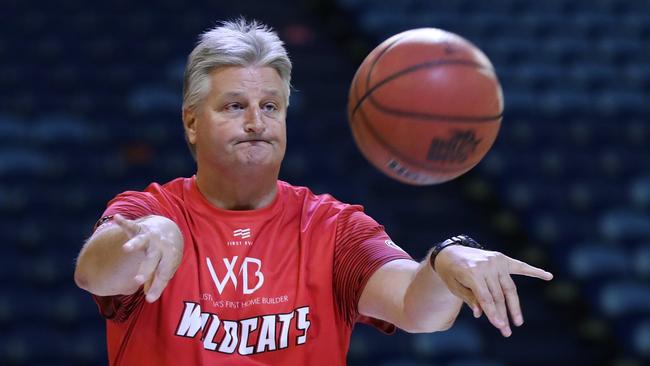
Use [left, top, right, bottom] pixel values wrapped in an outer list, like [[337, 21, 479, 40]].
[[456, 235, 483, 249]]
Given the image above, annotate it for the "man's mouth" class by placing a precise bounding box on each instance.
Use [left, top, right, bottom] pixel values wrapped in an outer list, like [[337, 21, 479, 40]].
[[236, 139, 269, 145]]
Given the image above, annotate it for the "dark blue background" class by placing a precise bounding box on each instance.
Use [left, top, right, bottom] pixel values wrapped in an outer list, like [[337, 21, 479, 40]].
[[1, 0, 648, 365]]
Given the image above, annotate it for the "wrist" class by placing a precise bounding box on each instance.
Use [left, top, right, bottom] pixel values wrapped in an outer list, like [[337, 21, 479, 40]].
[[429, 235, 484, 272]]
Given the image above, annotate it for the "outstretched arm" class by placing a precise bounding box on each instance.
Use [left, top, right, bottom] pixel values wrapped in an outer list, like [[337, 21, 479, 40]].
[[359, 239, 553, 336], [359, 257, 464, 333], [74, 214, 184, 303]]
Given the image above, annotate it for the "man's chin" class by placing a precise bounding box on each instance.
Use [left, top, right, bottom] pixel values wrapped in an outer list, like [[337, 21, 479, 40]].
[[235, 155, 281, 171]]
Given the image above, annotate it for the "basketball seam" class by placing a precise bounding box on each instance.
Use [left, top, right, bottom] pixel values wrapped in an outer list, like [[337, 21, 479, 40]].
[[368, 91, 503, 121], [367, 35, 406, 85], [353, 33, 407, 120], [352, 57, 503, 122]]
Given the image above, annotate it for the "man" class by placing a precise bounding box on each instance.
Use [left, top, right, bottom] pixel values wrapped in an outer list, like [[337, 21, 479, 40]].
[[74, 19, 553, 365]]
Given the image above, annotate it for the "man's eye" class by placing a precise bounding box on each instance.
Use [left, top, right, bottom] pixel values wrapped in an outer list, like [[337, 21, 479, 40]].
[[263, 103, 278, 112], [225, 103, 243, 111]]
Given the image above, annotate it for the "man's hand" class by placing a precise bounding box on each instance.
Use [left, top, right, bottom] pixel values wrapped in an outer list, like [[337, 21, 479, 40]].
[[433, 245, 553, 337], [113, 214, 184, 303]]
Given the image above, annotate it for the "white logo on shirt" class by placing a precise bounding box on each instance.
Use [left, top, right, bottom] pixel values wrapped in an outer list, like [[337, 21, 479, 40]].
[[233, 228, 251, 239], [175, 302, 311, 355], [385, 239, 407, 252], [206, 256, 265, 295]]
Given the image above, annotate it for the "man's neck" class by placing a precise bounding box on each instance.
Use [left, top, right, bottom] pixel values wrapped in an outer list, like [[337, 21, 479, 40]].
[[195, 166, 278, 211]]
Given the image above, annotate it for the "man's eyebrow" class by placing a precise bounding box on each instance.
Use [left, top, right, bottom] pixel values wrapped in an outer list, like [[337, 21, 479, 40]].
[[262, 88, 282, 96], [218, 91, 246, 99], [217, 89, 284, 98]]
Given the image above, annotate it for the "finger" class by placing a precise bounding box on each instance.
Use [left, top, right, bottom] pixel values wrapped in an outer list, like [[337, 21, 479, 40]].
[[506, 257, 554, 280], [123, 233, 150, 253], [449, 279, 483, 318], [144, 252, 178, 303], [113, 214, 141, 238], [134, 248, 162, 286], [486, 277, 511, 337], [474, 304, 482, 318], [460, 291, 483, 318], [500, 273, 523, 326], [462, 277, 502, 329]]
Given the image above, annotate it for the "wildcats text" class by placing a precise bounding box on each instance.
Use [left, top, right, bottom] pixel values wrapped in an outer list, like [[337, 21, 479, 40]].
[[175, 302, 311, 355]]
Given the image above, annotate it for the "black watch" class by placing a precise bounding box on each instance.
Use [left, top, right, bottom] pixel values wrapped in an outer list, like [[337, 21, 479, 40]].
[[429, 235, 484, 271]]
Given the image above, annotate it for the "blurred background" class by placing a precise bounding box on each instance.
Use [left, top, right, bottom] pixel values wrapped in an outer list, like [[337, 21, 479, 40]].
[[1, 0, 649, 365]]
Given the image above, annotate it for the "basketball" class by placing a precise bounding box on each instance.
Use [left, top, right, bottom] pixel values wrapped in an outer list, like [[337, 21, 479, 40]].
[[348, 28, 503, 185]]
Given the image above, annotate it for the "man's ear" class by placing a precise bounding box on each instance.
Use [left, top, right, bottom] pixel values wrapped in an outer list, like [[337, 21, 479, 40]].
[[182, 107, 198, 145]]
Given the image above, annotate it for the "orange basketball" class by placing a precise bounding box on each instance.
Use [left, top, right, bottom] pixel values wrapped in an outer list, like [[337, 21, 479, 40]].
[[348, 28, 503, 185]]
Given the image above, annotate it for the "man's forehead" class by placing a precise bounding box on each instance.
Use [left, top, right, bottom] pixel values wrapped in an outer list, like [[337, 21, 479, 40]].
[[210, 66, 281, 83], [209, 66, 286, 99]]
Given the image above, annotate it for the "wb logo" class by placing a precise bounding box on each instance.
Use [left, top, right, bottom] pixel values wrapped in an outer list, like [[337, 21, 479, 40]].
[[205, 256, 264, 295], [427, 130, 481, 163]]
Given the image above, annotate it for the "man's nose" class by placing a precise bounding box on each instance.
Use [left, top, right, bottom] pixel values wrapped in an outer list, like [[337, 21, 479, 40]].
[[244, 106, 265, 134]]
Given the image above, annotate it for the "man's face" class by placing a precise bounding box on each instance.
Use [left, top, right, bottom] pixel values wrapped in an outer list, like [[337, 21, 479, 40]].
[[185, 66, 288, 174]]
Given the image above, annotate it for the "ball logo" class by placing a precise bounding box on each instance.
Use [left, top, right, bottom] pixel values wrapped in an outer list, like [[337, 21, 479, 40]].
[[427, 130, 481, 164]]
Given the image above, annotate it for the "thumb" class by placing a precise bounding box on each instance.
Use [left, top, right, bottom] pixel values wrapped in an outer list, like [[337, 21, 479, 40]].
[[448, 279, 483, 318], [114, 214, 141, 238]]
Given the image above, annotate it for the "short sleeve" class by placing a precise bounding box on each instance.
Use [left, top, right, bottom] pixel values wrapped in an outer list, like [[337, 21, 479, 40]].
[[333, 207, 413, 333], [93, 190, 167, 231], [94, 288, 145, 323], [91, 190, 167, 322]]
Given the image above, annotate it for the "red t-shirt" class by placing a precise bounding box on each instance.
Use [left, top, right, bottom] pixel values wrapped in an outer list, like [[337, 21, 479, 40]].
[[92, 176, 413, 365]]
